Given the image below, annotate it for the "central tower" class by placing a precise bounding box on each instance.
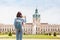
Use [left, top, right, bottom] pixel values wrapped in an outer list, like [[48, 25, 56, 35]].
[[32, 8, 40, 34], [33, 8, 40, 25]]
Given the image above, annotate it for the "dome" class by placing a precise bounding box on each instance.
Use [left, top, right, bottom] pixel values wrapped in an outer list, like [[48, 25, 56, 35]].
[[33, 8, 40, 18]]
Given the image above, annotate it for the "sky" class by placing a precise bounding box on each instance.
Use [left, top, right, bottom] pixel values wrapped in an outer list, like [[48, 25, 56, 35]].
[[0, 0, 60, 24]]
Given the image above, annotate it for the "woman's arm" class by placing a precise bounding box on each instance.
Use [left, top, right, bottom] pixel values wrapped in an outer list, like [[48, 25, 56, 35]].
[[22, 22, 24, 27]]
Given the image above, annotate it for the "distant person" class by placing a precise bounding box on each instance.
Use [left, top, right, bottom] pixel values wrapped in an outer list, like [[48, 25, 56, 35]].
[[14, 12, 24, 40]]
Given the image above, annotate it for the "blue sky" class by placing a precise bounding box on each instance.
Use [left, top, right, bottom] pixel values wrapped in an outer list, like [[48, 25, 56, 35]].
[[0, 0, 60, 24]]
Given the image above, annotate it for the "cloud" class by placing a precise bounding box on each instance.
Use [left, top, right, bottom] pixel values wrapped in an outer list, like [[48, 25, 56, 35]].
[[41, 7, 60, 24]]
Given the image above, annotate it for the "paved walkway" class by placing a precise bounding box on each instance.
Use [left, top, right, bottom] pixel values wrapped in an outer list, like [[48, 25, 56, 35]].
[[0, 39, 60, 40]]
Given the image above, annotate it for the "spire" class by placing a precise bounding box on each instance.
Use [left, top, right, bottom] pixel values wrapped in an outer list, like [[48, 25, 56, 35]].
[[35, 8, 38, 13]]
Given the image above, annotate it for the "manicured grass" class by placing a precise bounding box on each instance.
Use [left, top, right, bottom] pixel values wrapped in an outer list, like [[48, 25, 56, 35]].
[[0, 34, 60, 39], [0, 34, 15, 38], [23, 35, 60, 39]]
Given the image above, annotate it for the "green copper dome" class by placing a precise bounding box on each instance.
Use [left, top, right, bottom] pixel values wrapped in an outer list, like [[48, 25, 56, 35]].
[[33, 8, 40, 19]]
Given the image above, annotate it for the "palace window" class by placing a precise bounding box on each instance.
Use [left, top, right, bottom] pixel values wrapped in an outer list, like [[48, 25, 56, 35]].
[[38, 28, 40, 31], [53, 29, 54, 31], [7, 29, 9, 32], [24, 28, 25, 32], [48, 29, 50, 31], [0, 29, 1, 32], [46, 29, 47, 31], [3, 29, 4, 31], [5, 28, 6, 31], [10, 28, 11, 31], [55, 29, 57, 31], [31, 29, 32, 31], [28, 29, 30, 31], [58, 28, 60, 31], [51, 29, 52, 31], [12, 29, 13, 31], [41, 29, 42, 31], [36, 27, 37, 31]]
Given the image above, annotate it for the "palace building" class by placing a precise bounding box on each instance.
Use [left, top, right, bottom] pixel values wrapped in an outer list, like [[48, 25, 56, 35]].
[[0, 9, 60, 34]]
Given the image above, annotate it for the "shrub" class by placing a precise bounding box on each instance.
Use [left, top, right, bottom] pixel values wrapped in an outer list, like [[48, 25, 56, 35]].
[[24, 32, 25, 35], [8, 32, 12, 36], [56, 32, 60, 35], [44, 33, 48, 35], [12, 32, 16, 34], [53, 32, 56, 36], [49, 33, 51, 36]]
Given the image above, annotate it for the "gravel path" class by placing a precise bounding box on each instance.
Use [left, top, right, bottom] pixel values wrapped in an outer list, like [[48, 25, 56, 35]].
[[0, 39, 60, 40]]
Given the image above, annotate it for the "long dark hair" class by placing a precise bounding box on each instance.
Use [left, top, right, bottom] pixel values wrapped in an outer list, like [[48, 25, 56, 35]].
[[16, 12, 22, 18]]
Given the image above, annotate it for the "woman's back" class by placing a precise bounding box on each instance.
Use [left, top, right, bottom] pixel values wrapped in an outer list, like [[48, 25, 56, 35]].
[[14, 17, 24, 30]]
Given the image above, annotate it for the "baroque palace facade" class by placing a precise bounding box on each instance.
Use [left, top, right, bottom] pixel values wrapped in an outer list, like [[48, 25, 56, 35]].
[[0, 9, 60, 34]]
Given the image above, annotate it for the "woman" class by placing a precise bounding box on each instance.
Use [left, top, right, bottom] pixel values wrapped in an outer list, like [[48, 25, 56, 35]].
[[14, 12, 24, 40]]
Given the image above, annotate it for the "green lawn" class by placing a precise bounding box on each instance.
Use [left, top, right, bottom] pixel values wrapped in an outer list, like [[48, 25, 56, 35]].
[[0, 35, 60, 39], [23, 35, 60, 39]]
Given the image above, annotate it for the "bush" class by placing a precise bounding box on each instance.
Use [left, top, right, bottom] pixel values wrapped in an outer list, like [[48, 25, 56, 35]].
[[24, 32, 25, 35], [44, 33, 48, 35], [49, 33, 51, 36], [12, 32, 16, 34], [56, 32, 60, 35], [8, 32, 12, 36], [53, 32, 56, 36]]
